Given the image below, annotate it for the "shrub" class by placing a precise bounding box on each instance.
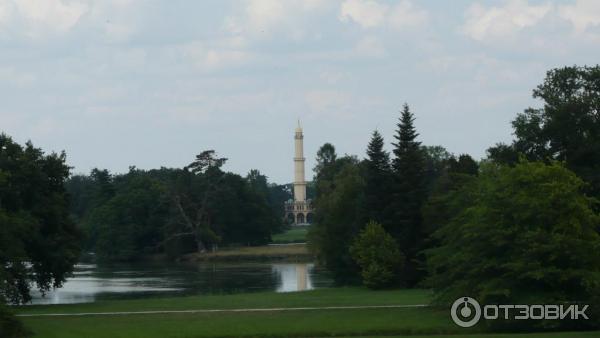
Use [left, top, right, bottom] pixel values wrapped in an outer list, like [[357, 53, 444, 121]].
[[350, 221, 404, 289]]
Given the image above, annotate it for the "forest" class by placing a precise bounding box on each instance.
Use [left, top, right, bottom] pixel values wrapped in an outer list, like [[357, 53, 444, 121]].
[[308, 65, 600, 329], [66, 156, 295, 261]]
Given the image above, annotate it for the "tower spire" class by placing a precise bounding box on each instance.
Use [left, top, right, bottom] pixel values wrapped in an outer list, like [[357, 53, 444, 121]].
[[285, 121, 313, 226]]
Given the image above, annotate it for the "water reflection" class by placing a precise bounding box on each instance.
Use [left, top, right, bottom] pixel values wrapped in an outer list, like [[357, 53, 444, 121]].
[[29, 261, 331, 305], [272, 263, 312, 292]]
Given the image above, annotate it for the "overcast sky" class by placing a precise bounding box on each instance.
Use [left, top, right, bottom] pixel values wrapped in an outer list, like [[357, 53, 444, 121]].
[[1, 0, 599, 183]]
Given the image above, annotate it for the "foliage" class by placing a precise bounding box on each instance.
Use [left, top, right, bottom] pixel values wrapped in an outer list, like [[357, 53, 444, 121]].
[[363, 130, 392, 225], [309, 149, 365, 283], [0, 134, 81, 304], [350, 221, 404, 289], [66, 155, 282, 261], [426, 160, 600, 328], [390, 103, 427, 285], [488, 65, 600, 197], [89, 171, 169, 261], [422, 154, 479, 236]]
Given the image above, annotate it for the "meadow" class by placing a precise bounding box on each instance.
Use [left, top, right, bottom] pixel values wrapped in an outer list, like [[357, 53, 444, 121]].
[[15, 288, 598, 338]]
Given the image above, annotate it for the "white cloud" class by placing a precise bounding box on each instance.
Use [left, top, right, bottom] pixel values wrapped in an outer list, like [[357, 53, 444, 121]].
[[6, 0, 88, 37], [339, 0, 428, 30], [559, 0, 600, 35], [339, 0, 387, 28], [388, 0, 428, 30], [463, 0, 553, 41], [224, 0, 329, 37]]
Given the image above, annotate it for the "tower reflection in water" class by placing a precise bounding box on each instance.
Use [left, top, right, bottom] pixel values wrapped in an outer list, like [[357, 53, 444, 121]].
[[272, 263, 313, 292]]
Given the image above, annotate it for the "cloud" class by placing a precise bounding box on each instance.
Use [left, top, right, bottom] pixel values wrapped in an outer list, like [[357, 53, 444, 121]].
[[0, 0, 88, 38], [339, 0, 387, 28], [224, 0, 330, 38], [339, 0, 428, 30], [463, 0, 553, 41], [559, 0, 600, 35], [388, 0, 428, 30]]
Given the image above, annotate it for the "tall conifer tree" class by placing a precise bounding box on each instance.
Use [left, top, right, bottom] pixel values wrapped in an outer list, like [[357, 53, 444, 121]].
[[391, 103, 426, 285], [364, 130, 392, 225]]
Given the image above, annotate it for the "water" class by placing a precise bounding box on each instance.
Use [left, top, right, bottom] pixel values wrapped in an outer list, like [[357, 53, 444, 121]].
[[29, 261, 332, 305]]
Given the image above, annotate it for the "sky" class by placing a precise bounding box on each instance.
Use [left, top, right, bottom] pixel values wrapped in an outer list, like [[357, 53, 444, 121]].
[[1, 0, 599, 184]]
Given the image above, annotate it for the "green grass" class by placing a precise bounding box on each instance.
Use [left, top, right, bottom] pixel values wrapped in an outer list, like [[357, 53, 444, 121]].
[[16, 287, 430, 315], [14, 288, 600, 338], [271, 226, 309, 243]]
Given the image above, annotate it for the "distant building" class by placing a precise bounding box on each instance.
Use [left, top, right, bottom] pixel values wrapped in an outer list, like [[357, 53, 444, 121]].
[[284, 122, 314, 226]]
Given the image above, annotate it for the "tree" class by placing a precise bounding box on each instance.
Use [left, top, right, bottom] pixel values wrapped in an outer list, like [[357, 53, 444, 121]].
[[309, 157, 365, 283], [350, 221, 404, 289], [169, 150, 228, 253], [426, 160, 600, 329], [363, 131, 392, 225], [488, 66, 600, 197], [89, 170, 169, 262], [422, 145, 453, 192], [0, 134, 81, 304], [390, 103, 427, 285], [0, 134, 81, 335]]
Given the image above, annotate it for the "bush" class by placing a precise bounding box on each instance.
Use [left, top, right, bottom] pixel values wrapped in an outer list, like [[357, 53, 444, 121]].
[[426, 160, 600, 330], [350, 221, 405, 289]]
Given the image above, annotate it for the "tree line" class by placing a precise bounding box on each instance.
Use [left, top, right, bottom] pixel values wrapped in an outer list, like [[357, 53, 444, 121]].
[[308, 65, 600, 330], [67, 152, 290, 262]]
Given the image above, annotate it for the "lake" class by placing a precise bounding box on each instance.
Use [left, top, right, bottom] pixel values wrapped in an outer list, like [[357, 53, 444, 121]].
[[29, 261, 333, 305]]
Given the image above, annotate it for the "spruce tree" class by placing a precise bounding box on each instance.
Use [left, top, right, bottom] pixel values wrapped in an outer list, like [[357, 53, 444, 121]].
[[364, 130, 392, 225], [390, 103, 426, 286]]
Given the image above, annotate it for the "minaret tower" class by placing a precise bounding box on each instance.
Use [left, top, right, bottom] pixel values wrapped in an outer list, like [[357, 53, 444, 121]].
[[284, 121, 313, 225], [294, 121, 306, 202]]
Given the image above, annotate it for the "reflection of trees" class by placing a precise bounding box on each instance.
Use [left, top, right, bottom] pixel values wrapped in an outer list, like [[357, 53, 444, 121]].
[[191, 263, 279, 294]]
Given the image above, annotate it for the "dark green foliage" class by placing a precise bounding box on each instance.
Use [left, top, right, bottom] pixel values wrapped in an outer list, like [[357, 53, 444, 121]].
[[313, 143, 338, 197], [426, 160, 600, 329], [90, 170, 169, 261], [488, 66, 600, 197], [67, 155, 281, 261], [363, 131, 392, 225], [390, 103, 427, 285], [309, 149, 365, 283], [486, 143, 520, 166], [350, 221, 404, 289], [422, 153, 479, 237], [0, 134, 81, 304], [422, 145, 453, 192]]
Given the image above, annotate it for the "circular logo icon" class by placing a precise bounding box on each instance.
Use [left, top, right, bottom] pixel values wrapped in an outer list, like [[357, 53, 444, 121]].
[[451, 297, 481, 327]]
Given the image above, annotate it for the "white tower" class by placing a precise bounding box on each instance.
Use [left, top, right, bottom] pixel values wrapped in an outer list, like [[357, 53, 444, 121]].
[[293, 121, 307, 202], [284, 121, 313, 225]]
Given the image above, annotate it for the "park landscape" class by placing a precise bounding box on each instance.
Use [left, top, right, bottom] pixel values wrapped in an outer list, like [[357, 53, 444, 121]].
[[1, 1, 600, 338]]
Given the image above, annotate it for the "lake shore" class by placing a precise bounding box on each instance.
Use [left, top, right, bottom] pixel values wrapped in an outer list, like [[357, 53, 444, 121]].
[[181, 243, 313, 262], [15, 288, 599, 338]]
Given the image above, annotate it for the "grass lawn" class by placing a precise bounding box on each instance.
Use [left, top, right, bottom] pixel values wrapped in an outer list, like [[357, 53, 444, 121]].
[[271, 226, 309, 244], [14, 288, 599, 338]]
